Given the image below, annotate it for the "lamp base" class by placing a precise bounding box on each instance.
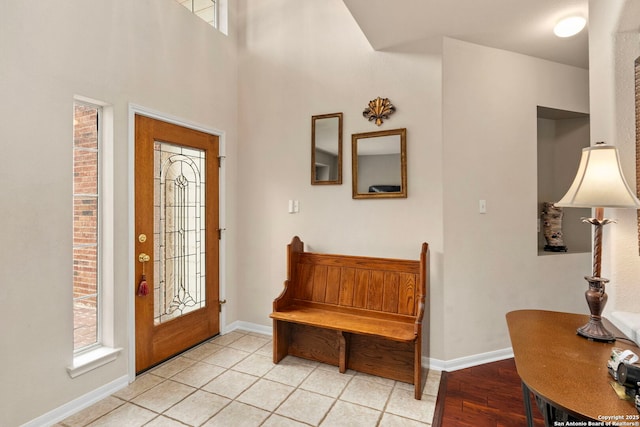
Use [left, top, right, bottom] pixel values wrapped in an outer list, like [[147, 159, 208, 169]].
[[577, 276, 615, 343], [577, 318, 616, 342]]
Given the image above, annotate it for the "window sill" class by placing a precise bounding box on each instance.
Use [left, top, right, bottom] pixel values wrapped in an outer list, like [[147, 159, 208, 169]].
[[67, 346, 122, 378], [611, 311, 640, 347]]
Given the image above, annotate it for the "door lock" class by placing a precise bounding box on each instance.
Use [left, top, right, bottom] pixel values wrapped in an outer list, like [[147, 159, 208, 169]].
[[137, 253, 150, 297]]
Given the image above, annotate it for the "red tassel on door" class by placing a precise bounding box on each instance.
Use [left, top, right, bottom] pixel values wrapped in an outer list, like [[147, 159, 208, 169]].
[[137, 274, 149, 296]]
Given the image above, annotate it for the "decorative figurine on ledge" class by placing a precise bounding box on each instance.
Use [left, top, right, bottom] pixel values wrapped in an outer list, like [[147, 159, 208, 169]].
[[542, 202, 568, 252]]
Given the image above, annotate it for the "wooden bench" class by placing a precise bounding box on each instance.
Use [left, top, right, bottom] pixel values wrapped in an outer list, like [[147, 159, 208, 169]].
[[270, 236, 429, 399]]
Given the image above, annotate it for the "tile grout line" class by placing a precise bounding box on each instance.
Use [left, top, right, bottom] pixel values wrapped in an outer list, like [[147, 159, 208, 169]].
[[312, 365, 357, 427], [262, 361, 324, 426], [377, 381, 400, 427], [60, 329, 438, 426]]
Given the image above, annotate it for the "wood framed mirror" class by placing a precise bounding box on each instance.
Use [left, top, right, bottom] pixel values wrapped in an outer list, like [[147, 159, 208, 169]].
[[311, 113, 343, 185], [352, 128, 407, 199]]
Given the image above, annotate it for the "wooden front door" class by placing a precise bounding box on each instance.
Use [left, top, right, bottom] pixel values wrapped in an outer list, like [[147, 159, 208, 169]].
[[135, 114, 220, 373]]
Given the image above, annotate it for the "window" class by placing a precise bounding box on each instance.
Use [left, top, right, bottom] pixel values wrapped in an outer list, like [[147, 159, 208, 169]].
[[178, 0, 218, 29], [175, 0, 228, 34], [68, 98, 118, 377], [73, 102, 101, 351]]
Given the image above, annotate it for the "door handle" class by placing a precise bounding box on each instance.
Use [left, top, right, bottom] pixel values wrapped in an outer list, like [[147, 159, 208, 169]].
[[137, 253, 150, 296]]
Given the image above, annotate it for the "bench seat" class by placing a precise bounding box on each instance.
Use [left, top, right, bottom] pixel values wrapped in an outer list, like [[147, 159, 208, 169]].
[[270, 303, 417, 342]]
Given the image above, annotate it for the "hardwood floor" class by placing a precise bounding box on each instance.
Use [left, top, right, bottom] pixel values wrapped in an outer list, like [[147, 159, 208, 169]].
[[433, 358, 545, 427]]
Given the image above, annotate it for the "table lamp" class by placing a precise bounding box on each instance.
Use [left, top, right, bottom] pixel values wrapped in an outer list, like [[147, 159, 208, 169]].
[[555, 142, 640, 342]]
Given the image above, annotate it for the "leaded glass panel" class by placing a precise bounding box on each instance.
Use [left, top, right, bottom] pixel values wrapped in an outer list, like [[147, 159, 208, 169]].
[[154, 141, 206, 324]]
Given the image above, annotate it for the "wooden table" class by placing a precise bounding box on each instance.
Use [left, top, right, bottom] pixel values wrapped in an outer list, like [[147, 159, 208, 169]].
[[506, 310, 640, 426]]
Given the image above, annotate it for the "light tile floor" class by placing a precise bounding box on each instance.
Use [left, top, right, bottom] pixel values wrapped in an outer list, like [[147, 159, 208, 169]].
[[57, 330, 440, 427]]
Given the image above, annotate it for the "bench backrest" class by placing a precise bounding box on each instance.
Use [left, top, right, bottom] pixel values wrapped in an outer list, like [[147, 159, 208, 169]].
[[281, 237, 428, 319]]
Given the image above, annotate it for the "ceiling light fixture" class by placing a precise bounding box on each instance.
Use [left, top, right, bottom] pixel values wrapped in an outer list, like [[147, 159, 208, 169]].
[[554, 16, 586, 38]]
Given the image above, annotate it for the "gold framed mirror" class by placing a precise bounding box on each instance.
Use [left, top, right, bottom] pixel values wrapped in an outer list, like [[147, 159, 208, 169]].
[[311, 113, 343, 185], [352, 128, 407, 199]]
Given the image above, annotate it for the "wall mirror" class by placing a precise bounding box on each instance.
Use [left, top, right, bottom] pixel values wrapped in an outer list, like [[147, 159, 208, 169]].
[[352, 128, 407, 199], [311, 113, 343, 185]]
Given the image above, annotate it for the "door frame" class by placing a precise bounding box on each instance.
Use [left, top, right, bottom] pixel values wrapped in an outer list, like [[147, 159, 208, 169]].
[[127, 104, 227, 382]]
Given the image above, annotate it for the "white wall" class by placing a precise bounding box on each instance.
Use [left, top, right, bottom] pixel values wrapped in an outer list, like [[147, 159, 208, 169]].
[[0, 1, 238, 425], [589, 0, 640, 315], [442, 38, 591, 360], [236, 0, 444, 358]]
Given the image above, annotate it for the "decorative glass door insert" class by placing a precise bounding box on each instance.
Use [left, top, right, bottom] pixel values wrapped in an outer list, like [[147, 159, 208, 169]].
[[154, 141, 206, 324], [135, 113, 219, 373]]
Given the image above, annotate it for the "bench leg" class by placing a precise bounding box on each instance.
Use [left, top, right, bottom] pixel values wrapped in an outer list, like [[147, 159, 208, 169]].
[[338, 331, 350, 373], [414, 339, 422, 400], [273, 319, 289, 364]]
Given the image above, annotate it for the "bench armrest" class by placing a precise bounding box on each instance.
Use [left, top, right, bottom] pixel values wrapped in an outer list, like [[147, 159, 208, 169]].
[[273, 279, 292, 311], [273, 236, 305, 311]]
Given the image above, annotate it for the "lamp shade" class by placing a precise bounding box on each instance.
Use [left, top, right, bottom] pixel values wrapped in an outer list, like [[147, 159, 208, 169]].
[[556, 143, 640, 208]]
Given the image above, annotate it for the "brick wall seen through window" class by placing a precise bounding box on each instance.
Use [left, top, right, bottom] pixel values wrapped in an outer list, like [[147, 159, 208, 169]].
[[73, 103, 100, 351]]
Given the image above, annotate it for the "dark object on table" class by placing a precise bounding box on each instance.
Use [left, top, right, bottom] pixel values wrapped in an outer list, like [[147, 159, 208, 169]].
[[369, 185, 400, 193]]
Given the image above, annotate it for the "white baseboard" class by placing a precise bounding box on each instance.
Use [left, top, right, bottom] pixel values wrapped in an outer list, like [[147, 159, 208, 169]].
[[225, 320, 273, 336], [427, 347, 514, 372], [22, 375, 129, 427], [226, 321, 513, 372]]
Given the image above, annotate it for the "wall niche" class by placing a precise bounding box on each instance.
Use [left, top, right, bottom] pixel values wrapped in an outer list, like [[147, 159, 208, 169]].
[[537, 106, 591, 255]]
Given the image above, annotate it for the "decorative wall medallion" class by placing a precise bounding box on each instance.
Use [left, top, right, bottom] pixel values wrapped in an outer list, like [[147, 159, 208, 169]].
[[362, 97, 396, 126]]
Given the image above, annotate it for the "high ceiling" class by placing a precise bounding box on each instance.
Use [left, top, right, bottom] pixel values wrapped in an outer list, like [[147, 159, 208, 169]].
[[343, 0, 589, 69]]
